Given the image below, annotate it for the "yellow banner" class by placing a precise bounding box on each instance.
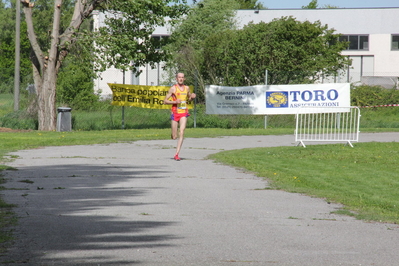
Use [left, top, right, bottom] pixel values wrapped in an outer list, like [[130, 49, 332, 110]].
[[108, 83, 194, 109]]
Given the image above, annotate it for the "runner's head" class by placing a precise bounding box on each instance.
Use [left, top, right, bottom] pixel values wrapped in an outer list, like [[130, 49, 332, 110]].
[[176, 73, 185, 85]]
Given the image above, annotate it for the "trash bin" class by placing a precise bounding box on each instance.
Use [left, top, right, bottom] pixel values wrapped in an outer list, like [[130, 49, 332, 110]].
[[57, 107, 72, 132]]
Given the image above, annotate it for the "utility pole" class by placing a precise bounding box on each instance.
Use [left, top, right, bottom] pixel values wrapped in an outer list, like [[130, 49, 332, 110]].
[[264, 69, 268, 128], [14, 0, 21, 111], [122, 70, 125, 129]]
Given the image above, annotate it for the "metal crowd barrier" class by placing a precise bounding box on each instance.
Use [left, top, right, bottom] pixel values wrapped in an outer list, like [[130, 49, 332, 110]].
[[295, 106, 361, 148]]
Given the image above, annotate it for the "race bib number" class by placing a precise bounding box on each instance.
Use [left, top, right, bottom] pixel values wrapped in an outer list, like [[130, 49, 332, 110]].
[[178, 101, 187, 109]]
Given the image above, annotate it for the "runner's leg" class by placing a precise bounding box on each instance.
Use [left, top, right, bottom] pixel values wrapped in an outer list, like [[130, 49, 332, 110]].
[[175, 116, 187, 155], [171, 119, 178, 140]]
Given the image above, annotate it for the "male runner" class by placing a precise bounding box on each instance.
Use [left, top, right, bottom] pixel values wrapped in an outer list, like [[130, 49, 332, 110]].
[[164, 73, 196, 161]]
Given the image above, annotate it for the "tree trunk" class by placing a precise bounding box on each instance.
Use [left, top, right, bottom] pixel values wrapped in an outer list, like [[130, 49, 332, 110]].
[[37, 68, 57, 131], [36, 0, 62, 131]]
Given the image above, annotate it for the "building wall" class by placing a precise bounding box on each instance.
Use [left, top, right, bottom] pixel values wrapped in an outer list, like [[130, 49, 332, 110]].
[[341, 34, 398, 75], [237, 8, 399, 34]]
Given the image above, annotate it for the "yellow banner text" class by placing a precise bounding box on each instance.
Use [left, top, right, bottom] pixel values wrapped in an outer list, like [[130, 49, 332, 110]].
[[108, 83, 194, 109]]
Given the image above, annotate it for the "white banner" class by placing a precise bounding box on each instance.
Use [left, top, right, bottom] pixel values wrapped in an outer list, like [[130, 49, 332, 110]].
[[205, 83, 350, 115]]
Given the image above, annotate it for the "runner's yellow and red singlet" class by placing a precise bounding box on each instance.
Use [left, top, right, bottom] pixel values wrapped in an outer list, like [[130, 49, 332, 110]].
[[170, 84, 190, 122]]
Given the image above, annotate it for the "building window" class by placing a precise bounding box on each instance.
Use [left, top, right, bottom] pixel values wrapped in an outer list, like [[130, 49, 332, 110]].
[[151, 35, 170, 50], [339, 35, 369, 50], [392, 35, 399, 50]]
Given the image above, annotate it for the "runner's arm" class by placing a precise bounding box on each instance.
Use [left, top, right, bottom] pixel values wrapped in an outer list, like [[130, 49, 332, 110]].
[[188, 87, 196, 100], [164, 87, 181, 105]]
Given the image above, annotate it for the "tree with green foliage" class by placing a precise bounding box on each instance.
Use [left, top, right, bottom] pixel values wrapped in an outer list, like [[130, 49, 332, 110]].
[[302, 0, 318, 9], [21, 0, 188, 131], [54, 1, 98, 111], [0, 0, 31, 94], [56, 42, 99, 111], [193, 0, 264, 9], [203, 17, 350, 86], [302, 0, 338, 9], [0, 0, 100, 116], [167, 0, 239, 100], [23, 0, 99, 114], [235, 0, 265, 9]]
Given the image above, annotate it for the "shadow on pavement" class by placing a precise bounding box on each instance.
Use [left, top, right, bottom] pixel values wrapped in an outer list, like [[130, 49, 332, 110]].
[[2, 163, 179, 265]]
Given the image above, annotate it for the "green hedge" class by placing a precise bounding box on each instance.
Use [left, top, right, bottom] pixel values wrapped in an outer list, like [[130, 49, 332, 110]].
[[1, 84, 399, 130]]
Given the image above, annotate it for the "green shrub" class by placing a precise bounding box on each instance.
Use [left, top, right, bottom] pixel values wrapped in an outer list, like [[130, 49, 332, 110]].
[[0, 110, 37, 130], [351, 84, 399, 107]]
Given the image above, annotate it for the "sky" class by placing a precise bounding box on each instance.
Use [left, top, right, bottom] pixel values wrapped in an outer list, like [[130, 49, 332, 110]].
[[186, 0, 399, 9]]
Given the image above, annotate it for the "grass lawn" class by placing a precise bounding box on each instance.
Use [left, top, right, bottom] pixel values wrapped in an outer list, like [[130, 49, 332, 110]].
[[209, 141, 399, 223]]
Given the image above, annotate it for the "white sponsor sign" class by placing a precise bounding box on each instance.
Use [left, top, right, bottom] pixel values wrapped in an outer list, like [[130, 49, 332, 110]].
[[205, 83, 350, 115]]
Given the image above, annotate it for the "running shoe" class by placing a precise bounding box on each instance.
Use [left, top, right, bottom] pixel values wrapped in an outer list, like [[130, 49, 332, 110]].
[[174, 154, 181, 161]]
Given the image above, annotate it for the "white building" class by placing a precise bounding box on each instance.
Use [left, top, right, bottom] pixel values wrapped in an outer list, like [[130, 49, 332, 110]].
[[238, 8, 399, 88], [94, 7, 399, 97]]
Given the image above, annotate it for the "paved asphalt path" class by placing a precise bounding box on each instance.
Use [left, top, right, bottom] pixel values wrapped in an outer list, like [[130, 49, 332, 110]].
[[1, 132, 399, 265]]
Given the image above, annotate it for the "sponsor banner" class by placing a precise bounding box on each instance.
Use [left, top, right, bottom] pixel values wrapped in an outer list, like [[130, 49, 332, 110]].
[[205, 83, 350, 115], [108, 83, 194, 109]]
